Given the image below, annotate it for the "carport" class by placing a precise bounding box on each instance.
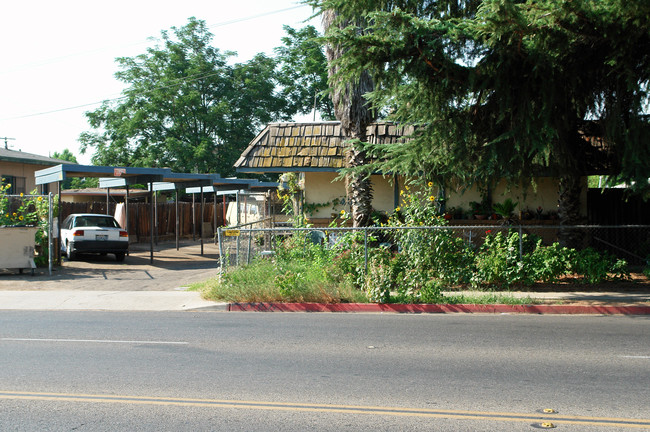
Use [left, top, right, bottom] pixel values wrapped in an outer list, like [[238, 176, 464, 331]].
[[34, 164, 274, 264], [144, 175, 257, 257]]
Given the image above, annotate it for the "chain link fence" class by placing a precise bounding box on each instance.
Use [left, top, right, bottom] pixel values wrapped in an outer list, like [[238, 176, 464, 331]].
[[216, 224, 650, 274]]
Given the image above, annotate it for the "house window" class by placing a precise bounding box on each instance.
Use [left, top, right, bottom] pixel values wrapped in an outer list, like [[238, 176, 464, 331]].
[[1, 175, 26, 195]]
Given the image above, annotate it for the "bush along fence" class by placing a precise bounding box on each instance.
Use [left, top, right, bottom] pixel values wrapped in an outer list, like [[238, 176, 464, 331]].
[[215, 223, 650, 304], [0, 186, 56, 274]]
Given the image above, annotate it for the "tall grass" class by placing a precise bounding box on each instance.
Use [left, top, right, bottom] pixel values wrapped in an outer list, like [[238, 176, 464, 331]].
[[193, 256, 367, 304]]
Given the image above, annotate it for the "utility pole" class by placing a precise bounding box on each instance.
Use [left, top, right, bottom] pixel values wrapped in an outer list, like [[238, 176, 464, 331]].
[[1, 137, 16, 149]]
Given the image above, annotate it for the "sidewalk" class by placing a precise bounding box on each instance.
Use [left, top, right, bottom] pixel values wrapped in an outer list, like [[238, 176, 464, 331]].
[[0, 289, 647, 313], [0, 242, 647, 313], [0, 290, 226, 311]]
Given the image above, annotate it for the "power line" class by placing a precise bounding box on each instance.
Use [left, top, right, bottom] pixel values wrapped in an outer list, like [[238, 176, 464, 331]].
[[2, 5, 306, 77], [0, 4, 310, 122], [0, 70, 228, 121]]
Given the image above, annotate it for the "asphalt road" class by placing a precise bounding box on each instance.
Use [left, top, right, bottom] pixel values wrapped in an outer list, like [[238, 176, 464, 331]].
[[0, 312, 648, 431]]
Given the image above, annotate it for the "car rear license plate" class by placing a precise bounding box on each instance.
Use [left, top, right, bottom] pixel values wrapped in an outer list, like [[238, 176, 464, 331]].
[[96, 235, 108, 241]]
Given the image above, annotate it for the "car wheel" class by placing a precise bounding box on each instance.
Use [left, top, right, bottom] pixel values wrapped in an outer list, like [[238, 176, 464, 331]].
[[115, 252, 125, 262], [66, 242, 76, 261]]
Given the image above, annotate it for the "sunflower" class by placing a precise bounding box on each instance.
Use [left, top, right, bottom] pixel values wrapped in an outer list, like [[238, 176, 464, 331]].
[[429, 195, 435, 202], [427, 181, 433, 187]]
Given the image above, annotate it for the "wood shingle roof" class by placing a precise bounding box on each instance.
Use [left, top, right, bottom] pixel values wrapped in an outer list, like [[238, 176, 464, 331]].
[[235, 121, 415, 173]]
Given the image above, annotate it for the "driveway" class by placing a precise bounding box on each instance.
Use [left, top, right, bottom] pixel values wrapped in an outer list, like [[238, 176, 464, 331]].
[[0, 241, 221, 292]]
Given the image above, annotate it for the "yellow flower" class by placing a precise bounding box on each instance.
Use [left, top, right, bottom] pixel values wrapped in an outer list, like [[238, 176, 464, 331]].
[[340, 209, 345, 215], [429, 195, 435, 202], [20, 192, 23, 197], [37, 196, 43, 202], [427, 181, 433, 187], [19, 215, 24, 221], [399, 190, 404, 196], [12, 212, 17, 217], [395, 207, 401, 212]]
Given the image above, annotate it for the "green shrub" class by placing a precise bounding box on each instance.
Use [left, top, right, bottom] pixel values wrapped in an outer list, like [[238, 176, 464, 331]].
[[524, 241, 573, 283], [471, 231, 522, 288], [571, 248, 629, 283]]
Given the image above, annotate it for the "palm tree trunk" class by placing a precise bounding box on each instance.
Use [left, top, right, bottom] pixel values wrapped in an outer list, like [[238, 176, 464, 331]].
[[557, 173, 584, 249], [555, 125, 586, 249], [323, 9, 376, 227]]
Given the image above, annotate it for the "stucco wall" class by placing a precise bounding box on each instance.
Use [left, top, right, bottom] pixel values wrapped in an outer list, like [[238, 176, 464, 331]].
[[444, 177, 587, 217], [304, 172, 588, 219], [304, 172, 398, 218], [0, 161, 40, 193]]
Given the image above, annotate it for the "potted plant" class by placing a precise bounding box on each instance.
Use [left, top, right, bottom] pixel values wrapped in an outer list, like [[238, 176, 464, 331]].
[[492, 198, 519, 225], [470, 201, 490, 220], [443, 206, 455, 220]]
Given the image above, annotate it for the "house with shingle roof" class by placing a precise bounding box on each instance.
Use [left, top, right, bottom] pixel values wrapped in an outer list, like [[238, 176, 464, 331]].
[[235, 121, 418, 223], [0, 147, 67, 195], [235, 121, 582, 224]]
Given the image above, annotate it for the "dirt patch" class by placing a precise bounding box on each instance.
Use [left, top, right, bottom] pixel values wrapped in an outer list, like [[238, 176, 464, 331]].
[[510, 272, 650, 293]]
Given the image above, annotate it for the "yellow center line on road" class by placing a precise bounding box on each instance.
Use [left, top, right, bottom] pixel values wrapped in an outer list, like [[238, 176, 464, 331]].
[[1, 390, 649, 429]]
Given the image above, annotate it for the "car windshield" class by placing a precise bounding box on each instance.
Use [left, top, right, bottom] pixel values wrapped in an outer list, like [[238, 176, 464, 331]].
[[74, 216, 120, 228]]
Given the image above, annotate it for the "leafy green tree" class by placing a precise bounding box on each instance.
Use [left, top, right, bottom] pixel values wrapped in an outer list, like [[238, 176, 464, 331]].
[[308, 0, 650, 245], [51, 150, 98, 189], [275, 25, 335, 121], [80, 18, 290, 176]]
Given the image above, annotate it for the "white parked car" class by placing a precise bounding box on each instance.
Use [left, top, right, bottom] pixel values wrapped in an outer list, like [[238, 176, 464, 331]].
[[60, 213, 129, 262]]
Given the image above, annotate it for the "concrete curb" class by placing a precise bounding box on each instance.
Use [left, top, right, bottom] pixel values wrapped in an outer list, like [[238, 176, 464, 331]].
[[227, 302, 650, 315]]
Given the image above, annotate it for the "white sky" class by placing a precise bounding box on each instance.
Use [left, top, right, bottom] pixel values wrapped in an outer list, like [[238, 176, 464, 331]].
[[0, 0, 319, 164]]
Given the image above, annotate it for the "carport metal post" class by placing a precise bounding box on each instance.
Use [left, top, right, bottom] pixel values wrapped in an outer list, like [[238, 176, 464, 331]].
[[48, 193, 53, 276], [154, 190, 158, 246], [125, 185, 130, 256], [213, 191, 217, 245], [57, 180, 61, 265], [192, 193, 196, 241], [106, 188, 110, 215], [175, 189, 180, 251], [222, 194, 226, 227], [235, 192, 240, 266], [149, 184, 154, 264], [200, 188, 204, 256]]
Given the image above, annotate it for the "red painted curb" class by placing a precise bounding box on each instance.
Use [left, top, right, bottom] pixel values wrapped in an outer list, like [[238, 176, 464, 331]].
[[227, 302, 650, 314]]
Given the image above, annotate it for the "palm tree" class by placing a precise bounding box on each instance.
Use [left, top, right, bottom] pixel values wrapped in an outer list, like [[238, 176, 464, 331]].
[[322, 9, 376, 227]]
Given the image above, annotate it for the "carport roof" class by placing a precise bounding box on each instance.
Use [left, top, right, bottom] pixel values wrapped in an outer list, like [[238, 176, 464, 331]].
[[35, 164, 172, 186], [34, 164, 274, 191]]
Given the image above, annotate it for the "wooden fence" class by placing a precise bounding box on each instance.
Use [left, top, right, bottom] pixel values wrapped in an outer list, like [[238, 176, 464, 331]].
[[60, 201, 225, 241]]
